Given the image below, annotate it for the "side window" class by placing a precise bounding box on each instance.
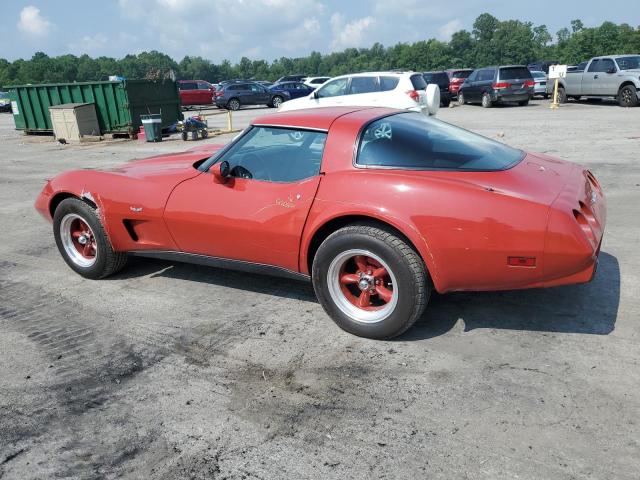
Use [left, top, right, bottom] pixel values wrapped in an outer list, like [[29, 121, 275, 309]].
[[349, 76, 378, 94], [249, 84, 263, 92], [218, 127, 328, 183], [466, 71, 478, 82], [380, 76, 400, 91], [316, 78, 348, 98], [197, 82, 210, 90], [599, 59, 615, 72], [478, 69, 494, 82], [587, 60, 600, 72], [180, 82, 196, 90]]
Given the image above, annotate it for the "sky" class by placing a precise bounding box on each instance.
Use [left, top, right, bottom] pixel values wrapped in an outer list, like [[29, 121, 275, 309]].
[[0, 0, 633, 63]]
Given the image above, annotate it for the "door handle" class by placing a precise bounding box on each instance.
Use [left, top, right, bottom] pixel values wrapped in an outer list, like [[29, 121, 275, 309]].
[[594, 75, 598, 79]]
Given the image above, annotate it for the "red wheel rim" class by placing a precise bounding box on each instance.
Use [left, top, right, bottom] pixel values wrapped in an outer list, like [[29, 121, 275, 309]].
[[69, 218, 96, 259], [338, 254, 394, 311]]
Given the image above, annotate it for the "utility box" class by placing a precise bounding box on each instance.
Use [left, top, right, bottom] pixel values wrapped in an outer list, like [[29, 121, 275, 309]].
[[49, 103, 101, 143]]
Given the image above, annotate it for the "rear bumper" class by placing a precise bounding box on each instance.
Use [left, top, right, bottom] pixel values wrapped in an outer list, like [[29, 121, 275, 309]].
[[493, 92, 532, 102]]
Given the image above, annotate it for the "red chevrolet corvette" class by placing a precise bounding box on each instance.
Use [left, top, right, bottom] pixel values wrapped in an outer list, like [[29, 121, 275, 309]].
[[35, 107, 606, 339]]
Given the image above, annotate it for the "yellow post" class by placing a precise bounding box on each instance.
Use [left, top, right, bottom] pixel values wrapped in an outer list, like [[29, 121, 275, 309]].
[[227, 110, 232, 132], [550, 77, 559, 109]]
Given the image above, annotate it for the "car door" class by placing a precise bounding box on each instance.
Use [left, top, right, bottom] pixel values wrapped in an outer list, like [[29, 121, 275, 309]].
[[345, 76, 380, 105], [461, 70, 479, 101], [247, 83, 270, 105], [179, 81, 198, 105], [475, 68, 495, 99], [196, 81, 213, 104], [163, 126, 327, 271], [597, 58, 618, 95], [311, 77, 349, 107], [582, 59, 600, 95]]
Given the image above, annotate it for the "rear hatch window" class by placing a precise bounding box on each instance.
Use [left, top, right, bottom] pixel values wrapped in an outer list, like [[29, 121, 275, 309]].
[[423, 72, 449, 86], [410, 74, 427, 90], [499, 67, 532, 80]]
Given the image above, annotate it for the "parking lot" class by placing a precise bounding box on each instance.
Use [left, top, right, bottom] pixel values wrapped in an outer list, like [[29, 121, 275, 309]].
[[1, 100, 639, 479]]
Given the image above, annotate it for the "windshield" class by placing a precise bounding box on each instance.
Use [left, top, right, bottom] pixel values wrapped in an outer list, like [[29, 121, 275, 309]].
[[356, 112, 524, 171], [615, 56, 640, 70]]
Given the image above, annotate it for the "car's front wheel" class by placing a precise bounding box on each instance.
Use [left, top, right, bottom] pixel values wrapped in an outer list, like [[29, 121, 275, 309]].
[[53, 197, 127, 279], [618, 85, 638, 107], [312, 224, 429, 339]]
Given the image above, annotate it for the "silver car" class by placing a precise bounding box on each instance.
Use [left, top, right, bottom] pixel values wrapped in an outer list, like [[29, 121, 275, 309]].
[[530, 71, 548, 98]]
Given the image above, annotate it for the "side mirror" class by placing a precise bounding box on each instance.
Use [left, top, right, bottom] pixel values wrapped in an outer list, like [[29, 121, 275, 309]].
[[312, 90, 319, 99], [606, 67, 616, 74], [211, 160, 230, 183]]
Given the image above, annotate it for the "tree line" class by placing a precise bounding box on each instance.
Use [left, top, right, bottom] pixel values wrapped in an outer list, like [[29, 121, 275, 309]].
[[1, 13, 639, 87]]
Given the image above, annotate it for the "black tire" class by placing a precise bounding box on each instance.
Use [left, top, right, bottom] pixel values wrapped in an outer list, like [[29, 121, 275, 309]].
[[441, 99, 451, 107], [543, 93, 549, 99], [312, 224, 430, 339], [557, 87, 567, 104], [201, 129, 208, 139], [227, 98, 240, 111], [181, 131, 188, 141], [481, 93, 493, 108], [53, 198, 127, 279], [618, 85, 637, 107], [457, 92, 465, 106], [518, 99, 529, 106]]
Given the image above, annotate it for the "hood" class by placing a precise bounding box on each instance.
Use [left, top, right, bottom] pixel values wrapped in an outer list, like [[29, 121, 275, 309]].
[[107, 145, 224, 181]]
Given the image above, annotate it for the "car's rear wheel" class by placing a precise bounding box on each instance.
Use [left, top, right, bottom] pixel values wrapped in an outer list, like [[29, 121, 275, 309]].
[[457, 92, 465, 105], [518, 99, 530, 106], [618, 85, 638, 107], [312, 225, 429, 339], [53, 198, 127, 279], [481, 93, 493, 108], [557, 87, 567, 103], [272, 96, 284, 108], [227, 98, 240, 111], [441, 98, 451, 107]]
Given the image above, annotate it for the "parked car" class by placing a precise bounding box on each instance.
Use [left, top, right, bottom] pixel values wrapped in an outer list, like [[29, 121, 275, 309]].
[[214, 81, 290, 110], [447, 69, 473, 97], [276, 74, 307, 83], [35, 106, 606, 339], [554, 55, 640, 107], [269, 82, 315, 106], [178, 80, 216, 107], [422, 71, 451, 106], [278, 71, 436, 116], [530, 70, 549, 98], [527, 60, 559, 74], [458, 65, 535, 107], [304, 76, 331, 88], [0, 91, 11, 112]]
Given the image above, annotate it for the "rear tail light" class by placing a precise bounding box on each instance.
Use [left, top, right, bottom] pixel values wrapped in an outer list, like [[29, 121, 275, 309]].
[[492, 82, 511, 89], [215, 90, 224, 97], [507, 256, 536, 267], [523, 80, 535, 88], [406, 90, 420, 102]]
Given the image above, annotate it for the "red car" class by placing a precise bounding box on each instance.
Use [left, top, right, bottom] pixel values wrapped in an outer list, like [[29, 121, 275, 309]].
[[178, 80, 216, 107], [35, 107, 606, 339], [447, 69, 473, 96]]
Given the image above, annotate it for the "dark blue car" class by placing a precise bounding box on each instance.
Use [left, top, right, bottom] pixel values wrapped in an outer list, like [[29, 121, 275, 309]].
[[269, 82, 314, 106]]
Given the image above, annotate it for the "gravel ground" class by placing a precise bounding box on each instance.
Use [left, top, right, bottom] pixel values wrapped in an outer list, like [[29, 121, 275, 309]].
[[0, 100, 639, 479]]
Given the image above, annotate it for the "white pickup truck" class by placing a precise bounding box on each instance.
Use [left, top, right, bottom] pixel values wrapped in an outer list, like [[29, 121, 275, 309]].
[[554, 55, 640, 107]]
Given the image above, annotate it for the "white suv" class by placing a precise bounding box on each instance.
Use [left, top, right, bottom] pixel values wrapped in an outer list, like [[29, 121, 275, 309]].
[[278, 71, 434, 115]]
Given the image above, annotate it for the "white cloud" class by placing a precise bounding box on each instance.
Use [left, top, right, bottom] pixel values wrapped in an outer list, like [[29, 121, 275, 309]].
[[330, 13, 375, 49], [17, 6, 52, 37], [438, 19, 463, 40]]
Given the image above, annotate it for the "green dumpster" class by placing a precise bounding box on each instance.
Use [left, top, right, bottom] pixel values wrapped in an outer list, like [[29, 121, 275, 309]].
[[7, 79, 182, 135], [141, 114, 162, 142]]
